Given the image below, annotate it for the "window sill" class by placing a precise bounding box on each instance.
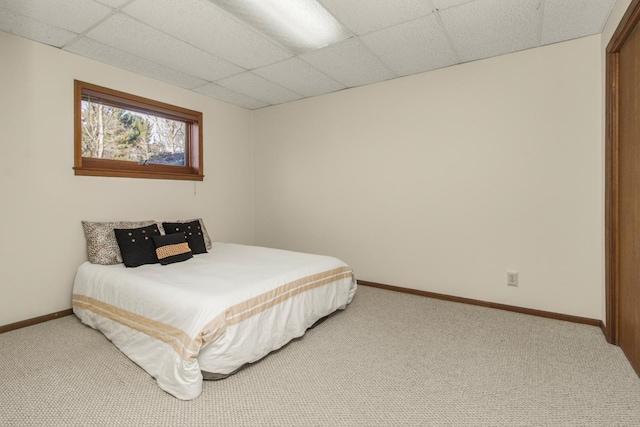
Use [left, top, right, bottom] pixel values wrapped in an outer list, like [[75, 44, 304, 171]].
[[74, 166, 204, 181]]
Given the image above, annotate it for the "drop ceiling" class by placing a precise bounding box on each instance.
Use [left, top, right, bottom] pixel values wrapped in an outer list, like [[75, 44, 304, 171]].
[[0, 0, 616, 110]]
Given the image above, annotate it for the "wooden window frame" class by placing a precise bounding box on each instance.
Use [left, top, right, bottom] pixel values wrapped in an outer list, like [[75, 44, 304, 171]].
[[74, 80, 204, 181]]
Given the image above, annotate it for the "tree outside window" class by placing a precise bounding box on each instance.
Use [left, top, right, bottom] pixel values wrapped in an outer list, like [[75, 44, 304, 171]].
[[74, 81, 203, 181]]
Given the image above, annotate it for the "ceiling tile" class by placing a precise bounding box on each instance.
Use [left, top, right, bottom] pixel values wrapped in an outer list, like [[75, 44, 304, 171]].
[[123, 0, 292, 70], [439, 0, 541, 63], [431, 0, 477, 11], [300, 37, 396, 88], [253, 58, 345, 97], [0, 6, 77, 47], [85, 13, 244, 81], [216, 72, 303, 105], [0, 0, 618, 110], [318, 0, 433, 35], [541, 0, 616, 45], [0, 0, 113, 33], [93, 0, 130, 7], [360, 13, 459, 77], [193, 83, 268, 110], [64, 37, 208, 89]]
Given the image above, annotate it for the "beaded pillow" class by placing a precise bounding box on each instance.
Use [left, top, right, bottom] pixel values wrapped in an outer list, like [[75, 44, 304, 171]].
[[157, 218, 212, 250], [162, 220, 207, 254], [114, 225, 161, 268], [82, 220, 156, 265]]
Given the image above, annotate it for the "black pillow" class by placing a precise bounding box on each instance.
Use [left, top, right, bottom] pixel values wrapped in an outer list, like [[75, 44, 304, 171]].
[[114, 224, 161, 268], [152, 232, 193, 265], [162, 221, 207, 254]]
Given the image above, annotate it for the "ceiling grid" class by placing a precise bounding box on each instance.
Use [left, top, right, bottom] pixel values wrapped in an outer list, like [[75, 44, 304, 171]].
[[0, 0, 617, 109]]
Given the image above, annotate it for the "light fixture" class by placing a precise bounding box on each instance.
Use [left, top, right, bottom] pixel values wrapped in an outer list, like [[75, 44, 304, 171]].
[[209, 0, 351, 54]]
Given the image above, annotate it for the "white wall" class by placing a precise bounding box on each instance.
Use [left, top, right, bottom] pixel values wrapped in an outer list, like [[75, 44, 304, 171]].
[[0, 32, 254, 326], [254, 35, 604, 320]]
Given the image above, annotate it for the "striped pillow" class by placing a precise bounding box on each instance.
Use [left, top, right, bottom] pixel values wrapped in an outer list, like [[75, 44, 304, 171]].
[[152, 232, 193, 265]]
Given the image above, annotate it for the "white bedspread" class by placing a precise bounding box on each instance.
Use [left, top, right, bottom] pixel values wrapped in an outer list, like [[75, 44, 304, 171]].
[[72, 243, 357, 400]]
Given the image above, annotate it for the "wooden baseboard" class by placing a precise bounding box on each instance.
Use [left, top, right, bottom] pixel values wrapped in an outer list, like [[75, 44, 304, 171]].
[[0, 309, 74, 334], [358, 280, 603, 328], [0, 284, 609, 336]]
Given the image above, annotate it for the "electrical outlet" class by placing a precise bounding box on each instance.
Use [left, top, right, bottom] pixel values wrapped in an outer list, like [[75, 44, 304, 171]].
[[507, 271, 518, 287]]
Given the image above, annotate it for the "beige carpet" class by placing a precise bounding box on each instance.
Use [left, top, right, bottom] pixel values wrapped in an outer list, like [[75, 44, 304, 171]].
[[1, 285, 639, 426]]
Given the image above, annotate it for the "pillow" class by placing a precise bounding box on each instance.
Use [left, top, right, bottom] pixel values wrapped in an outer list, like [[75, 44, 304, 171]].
[[157, 218, 211, 250], [152, 232, 193, 265], [114, 225, 161, 268], [82, 220, 156, 265], [162, 220, 207, 254]]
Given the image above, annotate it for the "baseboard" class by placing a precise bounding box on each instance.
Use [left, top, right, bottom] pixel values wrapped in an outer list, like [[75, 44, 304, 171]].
[[0, 309, 74, 334], [0, 285, 607, 335], [358, 280, 603, 328]]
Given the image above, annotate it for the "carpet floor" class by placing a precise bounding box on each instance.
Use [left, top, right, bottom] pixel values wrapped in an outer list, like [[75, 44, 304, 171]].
[[1, 285, 639, 426]]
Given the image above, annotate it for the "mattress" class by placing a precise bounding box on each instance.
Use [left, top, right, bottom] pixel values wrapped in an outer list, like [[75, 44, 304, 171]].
[[72, 242, 357, 400]]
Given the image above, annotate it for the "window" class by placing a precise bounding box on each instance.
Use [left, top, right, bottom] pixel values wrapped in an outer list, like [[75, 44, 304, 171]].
[[74, 80, 203, 181]]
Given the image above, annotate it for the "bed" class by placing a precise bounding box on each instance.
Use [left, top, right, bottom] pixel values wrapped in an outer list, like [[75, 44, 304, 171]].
[[72, 242, 357, 400]]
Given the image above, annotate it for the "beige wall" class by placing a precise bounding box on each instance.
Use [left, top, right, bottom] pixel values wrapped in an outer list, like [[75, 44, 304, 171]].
[[254, 35, 604, 320], [602, 0, 632, 46], [0, 31, 254, 326], [3, 10, 628, 326]]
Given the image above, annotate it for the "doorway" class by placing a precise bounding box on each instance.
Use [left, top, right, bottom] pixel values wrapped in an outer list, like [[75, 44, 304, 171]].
[[606, 0, 640, 376]]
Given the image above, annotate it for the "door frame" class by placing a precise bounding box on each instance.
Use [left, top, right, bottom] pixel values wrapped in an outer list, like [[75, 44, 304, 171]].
[[605, 0, 640, 345]]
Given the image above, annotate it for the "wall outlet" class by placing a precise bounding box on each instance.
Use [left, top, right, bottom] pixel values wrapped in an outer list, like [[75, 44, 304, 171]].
[[507, 271, 518, 287]]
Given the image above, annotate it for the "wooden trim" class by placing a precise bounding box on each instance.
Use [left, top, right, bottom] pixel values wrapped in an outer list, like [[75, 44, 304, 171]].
[[80, 157, 196, 174], [73, 80, 204, 181], [0, 288, 607, 335], [0, 309, 73, 334], [73, 167, 204, 181], [81, 86, 200, 123], [75, 158, 204, 181], [604, 0, 640, 345], [605, 50, 620, 344], [358, 280, 602, 327], [607, 0, 640, 52]]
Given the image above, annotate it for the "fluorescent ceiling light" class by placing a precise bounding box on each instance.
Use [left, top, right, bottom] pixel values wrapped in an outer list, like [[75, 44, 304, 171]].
[[209, 0, 351, 54]]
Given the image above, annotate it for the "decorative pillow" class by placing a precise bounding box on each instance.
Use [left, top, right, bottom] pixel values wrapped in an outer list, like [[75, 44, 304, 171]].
[[82, 220, 156, 265], [162, 220, 207, 254], [157, 218, 211, 250], [114, 225, 161, 268], [152, 233, 193, 265]]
